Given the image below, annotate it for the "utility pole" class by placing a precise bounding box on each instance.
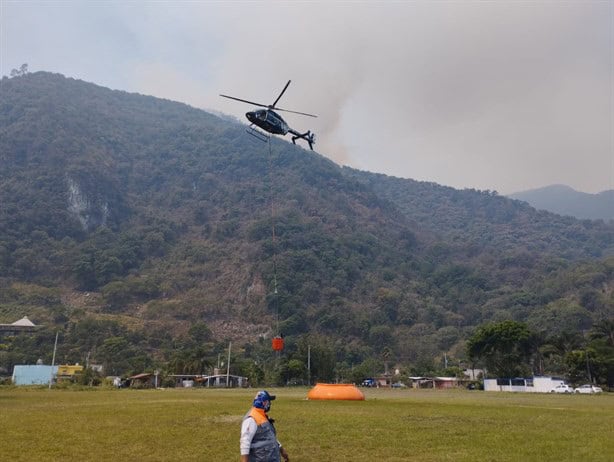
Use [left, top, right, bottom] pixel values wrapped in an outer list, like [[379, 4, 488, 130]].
[[307, 345, 311, 386], [226, 342, 232, 387], [49, 331, 59, 390]]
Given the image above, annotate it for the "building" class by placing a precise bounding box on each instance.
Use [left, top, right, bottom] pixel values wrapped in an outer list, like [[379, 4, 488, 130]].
[[407, 376, 472, 389], [168, 373, 248, 388], [463, 368, 484, 380], [56, 364, 84, 382], [484, 376, 566, 393], [12, 363, 89, 386], [12, 365, 58, 385], [433, 377, 461, 389], [375, 375, 393, 388], [0, 316, 39, 337], [127, 372, 157, 388], [202, 374, 248, 387]]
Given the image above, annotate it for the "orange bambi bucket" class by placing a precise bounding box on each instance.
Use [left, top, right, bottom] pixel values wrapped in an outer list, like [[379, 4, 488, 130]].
[[271, 336, 284, 351]]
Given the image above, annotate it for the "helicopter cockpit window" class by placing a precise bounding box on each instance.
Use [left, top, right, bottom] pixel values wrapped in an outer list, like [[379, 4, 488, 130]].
[[256, 110, 266, 120], [266, 111, 279, 123]]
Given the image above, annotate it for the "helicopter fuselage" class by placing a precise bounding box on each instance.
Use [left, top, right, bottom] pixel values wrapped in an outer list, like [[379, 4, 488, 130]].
[[246, 109, 289, 136]]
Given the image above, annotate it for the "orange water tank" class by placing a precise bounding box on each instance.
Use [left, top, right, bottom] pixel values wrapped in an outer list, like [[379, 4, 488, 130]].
[[271, 336, 284, 351], [307, 383, 365, 401]]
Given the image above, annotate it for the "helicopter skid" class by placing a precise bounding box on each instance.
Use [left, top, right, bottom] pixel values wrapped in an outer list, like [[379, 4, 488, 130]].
[[246, 125, 270, 143]]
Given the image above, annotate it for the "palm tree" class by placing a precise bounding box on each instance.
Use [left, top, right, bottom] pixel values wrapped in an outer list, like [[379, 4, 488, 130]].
[[542, 331, 585, 358], [590, 319, 614, 347]]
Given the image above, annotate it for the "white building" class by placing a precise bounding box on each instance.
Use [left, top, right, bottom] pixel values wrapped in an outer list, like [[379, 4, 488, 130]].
[[484, 376, 566, 393]]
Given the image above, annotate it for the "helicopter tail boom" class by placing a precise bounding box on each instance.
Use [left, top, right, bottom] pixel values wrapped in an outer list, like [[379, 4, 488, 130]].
[[289, 129, 316, 150]]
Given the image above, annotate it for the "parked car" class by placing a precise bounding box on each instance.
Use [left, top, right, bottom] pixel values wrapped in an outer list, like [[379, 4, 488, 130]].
[[391, 382, 407, 388], [574, 384, 603, 394], [361, 378, 376, 387], [550, 384, 574, 393]]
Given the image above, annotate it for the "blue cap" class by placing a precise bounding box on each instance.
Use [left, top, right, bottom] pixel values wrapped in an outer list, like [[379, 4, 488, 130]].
[[253, 390, 276, 409]]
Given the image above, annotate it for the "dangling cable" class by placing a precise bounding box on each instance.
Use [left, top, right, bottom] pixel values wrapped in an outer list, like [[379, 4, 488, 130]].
[[267, 138, 280, 337]]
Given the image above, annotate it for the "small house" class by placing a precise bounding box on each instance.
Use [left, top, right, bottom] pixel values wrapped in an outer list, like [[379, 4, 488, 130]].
[[433, 377, 460, 389], [407, 376, 469, 389], [375, 375, 393, 388], [408, 377, 434, 388]]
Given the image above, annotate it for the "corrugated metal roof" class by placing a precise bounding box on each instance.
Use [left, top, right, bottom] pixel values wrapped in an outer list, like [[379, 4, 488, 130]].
[[129, 373, 153, 380]]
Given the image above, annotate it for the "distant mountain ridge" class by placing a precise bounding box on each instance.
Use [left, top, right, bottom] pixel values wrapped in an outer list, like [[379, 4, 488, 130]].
[[508, 185, 614, 221]]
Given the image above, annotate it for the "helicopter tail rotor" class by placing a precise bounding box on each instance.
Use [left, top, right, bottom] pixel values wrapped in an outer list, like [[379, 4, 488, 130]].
[[306, 131, 316, 150], [290, 129, 316, 150]]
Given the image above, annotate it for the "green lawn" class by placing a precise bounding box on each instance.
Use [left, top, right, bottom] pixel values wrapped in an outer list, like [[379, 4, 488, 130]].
[[1, 387, 612, 461]]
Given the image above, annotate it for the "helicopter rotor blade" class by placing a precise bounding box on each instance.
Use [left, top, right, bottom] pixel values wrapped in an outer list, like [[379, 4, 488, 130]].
[[275, 107, 318, 118], [271, 80, 291, 108], [221, 84, 317, 117], [220, 94, 268, 108]]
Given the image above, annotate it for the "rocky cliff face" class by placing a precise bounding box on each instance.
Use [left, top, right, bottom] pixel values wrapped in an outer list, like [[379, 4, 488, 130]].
[[66, 177, 110, 231]]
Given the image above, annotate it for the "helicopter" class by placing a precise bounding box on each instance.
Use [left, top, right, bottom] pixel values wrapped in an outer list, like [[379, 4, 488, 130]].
[[220, 80, 317, 150]]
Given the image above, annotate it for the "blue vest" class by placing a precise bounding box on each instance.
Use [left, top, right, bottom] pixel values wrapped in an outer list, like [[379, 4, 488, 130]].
[[244, 408, 280, 462]]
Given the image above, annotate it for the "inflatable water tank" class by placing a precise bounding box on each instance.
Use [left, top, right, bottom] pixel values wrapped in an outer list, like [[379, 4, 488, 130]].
[[307, 383, 365, 401]]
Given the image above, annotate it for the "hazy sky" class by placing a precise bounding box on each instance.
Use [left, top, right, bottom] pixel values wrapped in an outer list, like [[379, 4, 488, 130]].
[[1, 1, 612, 194]]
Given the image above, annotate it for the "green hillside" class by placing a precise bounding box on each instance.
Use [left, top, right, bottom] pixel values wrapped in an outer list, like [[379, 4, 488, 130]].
[[1, 72, 612, 383]]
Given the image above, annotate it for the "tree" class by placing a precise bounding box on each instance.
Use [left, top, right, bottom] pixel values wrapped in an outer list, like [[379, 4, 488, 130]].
[[348, 357, 381, 384], [101, 281, 130, 310], [286, 359, 305, 382], [564, 349, 594, 385], [10, 63, 28, 77], [586, 319, 614, 387], [188, 322, 212, 344], [467, 320, 537, 378], [98, 336, 131, 375], [296, 335, 336, 383], [540, 331, 585, 375], [590, 319, 614, 347]]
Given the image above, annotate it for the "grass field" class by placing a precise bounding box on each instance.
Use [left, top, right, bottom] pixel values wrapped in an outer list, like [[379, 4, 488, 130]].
[[1, 386, 612, 461]]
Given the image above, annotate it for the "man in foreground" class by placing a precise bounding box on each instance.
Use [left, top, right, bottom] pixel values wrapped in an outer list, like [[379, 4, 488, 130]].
[[240, 390, 290, 462]]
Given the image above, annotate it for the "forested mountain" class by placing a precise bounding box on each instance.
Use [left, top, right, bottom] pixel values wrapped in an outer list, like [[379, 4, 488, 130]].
[[508, 184, 614, 221], [1, 72, 613, 383]]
